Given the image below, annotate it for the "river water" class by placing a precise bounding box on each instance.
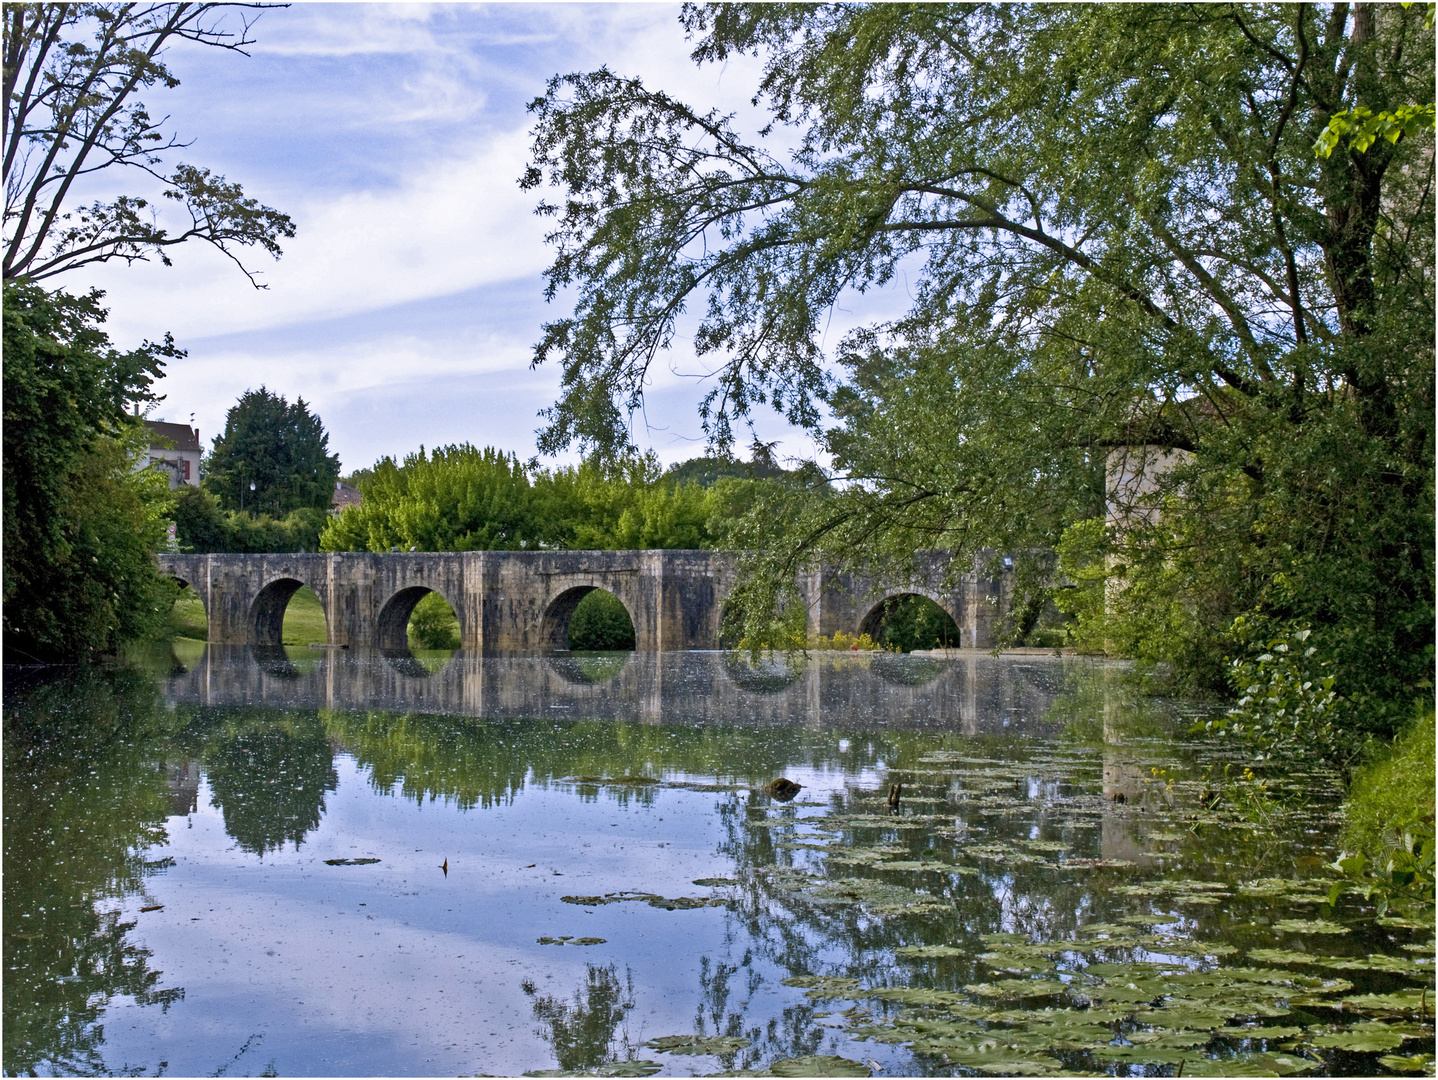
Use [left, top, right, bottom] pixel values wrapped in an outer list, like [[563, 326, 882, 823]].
[[4, 648, 1432, 1077]]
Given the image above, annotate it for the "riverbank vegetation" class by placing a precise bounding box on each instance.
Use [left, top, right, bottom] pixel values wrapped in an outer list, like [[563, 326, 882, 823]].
[[318, 442, 822, 555], [520, 2, 1434, 839], [3, 283, 178, 661], [2, 4, 292, 661]]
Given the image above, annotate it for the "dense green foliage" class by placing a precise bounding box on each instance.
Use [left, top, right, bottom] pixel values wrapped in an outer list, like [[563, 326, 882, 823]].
[[568, 590, 636, 651], [170, 485, 327, 554], [1342, 708, 1437, 859], [319, 443, 809, 554], [408, 591, 460, 651], [204, 387, 340, 516], [3, 283, 178, 660], [871, 595, 961, 654], [524, 3, 1434, 741]]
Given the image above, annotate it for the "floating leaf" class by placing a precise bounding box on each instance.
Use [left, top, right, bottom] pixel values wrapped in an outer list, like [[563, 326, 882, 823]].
[[646, 1035, 752, 1055], [768, 1054, 870, 1076], [780, 975, 863, 998], [1307, 1028, 1404, 1051], [1093, 1044, 1190, 1065], [692, 878, 738, 887], [1377, 1052, 1436, 1072], [596, 1062, 662, 1077], [1341, 989, 1431, 1013], [964, 978, 1066, 998], [325, 858, 381, 865], [895, 945, 969, 959], [1271, 919, 1350, 935]]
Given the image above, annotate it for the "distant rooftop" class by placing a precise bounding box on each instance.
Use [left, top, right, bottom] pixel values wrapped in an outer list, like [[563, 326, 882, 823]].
[[145, 419, 201, 453]]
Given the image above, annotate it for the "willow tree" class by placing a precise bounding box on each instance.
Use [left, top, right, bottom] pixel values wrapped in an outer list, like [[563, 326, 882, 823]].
[[523, 4, 1433, 726]]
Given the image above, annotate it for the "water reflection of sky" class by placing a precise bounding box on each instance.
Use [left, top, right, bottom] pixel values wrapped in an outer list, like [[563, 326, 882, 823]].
[[95, 759, 887, 1077], [9, 655, 1424, 1079]]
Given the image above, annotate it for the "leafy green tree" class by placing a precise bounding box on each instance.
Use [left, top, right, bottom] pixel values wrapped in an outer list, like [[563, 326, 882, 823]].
[[408, 591, 460, 650], [321, 444, 538, 552], [204, 387, 340, 516], [3, 282, 178, 660], [321, 445, 743, 554], [4, 4, 294, 284], [524, 4, 1434, 730]]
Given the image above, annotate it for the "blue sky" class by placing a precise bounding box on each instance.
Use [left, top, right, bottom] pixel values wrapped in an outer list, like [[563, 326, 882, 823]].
[[76, 3, 858, 475]]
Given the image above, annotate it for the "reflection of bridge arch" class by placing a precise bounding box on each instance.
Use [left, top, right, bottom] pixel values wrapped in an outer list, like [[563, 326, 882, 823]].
[[546, 652, 631, 685], [856, 590, 962, 647]]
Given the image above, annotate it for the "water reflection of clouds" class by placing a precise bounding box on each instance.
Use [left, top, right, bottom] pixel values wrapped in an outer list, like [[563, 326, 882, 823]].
[[110, 761, 743, 1076]]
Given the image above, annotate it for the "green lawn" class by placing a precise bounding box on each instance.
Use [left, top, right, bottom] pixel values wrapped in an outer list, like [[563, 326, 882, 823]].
[[282, 586, 329, 646], [171, 586, 208, 640]]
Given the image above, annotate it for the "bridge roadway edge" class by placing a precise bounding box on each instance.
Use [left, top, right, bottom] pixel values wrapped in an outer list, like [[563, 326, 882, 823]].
[[154, 550, 1009, 653]]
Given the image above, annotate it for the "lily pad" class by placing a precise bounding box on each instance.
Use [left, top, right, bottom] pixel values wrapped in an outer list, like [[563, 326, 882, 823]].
[[1377, 1052, 1436, 1072], [1340, 989, 1431, 1013], [324, 857, 381, 865], [1272, 919, 1351, 935], [963, 978, 1067, 998], [768, 1054, 870, 1076], [780, 975, 863, 998], [895, 945, 970, 959], [597, 1062, 663, 1077], [1307, 1028, 1405, 1051], [692, 878, 738, 887], [646, 1035, 752, 1055]]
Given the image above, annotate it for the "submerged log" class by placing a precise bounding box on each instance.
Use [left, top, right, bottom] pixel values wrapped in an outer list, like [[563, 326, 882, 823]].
[[760, 777, 803, 801]]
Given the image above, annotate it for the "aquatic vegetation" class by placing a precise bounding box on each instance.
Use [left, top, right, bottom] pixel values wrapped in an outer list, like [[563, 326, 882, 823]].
[[645, 1035, 751, 1055], [767, 1054, 870, 1076], [561, 892, 726, 911]]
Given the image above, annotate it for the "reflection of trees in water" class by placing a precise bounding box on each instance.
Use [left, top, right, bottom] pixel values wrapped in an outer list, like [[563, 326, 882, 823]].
[[2, 667, 184, 1077], [704, 739, 1152, 1068], [525, 963, 638, 1072], [201, 710, 337, 855], [323, 712, 843, 812]]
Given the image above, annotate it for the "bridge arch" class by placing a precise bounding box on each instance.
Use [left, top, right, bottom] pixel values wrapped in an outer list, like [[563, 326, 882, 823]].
[[375, 585, 464, 653], [162, 572, 210, 641], [543, 585, 636, 651], [251, 576, 328, 648], [857, 590, 962, 649]]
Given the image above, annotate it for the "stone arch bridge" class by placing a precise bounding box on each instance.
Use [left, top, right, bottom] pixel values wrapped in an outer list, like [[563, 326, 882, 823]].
[[155, 550, 1010, 654]]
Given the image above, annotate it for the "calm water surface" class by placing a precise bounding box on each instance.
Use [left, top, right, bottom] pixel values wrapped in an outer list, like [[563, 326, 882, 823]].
[[4, 649, 1433, 1077]]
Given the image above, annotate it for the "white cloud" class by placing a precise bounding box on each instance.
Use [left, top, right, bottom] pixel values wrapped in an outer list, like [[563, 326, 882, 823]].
[[86, 125, 546, 345]]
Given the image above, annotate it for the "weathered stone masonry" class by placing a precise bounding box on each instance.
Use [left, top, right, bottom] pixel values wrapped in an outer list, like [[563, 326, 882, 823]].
[[155, 549, 1009, 653]]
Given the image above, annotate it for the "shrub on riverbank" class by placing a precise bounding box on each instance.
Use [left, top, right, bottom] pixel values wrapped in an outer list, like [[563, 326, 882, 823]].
[[1342, 708, 1436, 857]]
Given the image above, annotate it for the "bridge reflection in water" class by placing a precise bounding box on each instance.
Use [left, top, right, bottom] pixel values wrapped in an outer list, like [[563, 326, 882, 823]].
[[161, 646, 1074, 735]]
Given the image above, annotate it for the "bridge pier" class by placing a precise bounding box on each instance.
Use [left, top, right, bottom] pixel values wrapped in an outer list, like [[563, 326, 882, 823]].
[[155, 550, 1008, 654]]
